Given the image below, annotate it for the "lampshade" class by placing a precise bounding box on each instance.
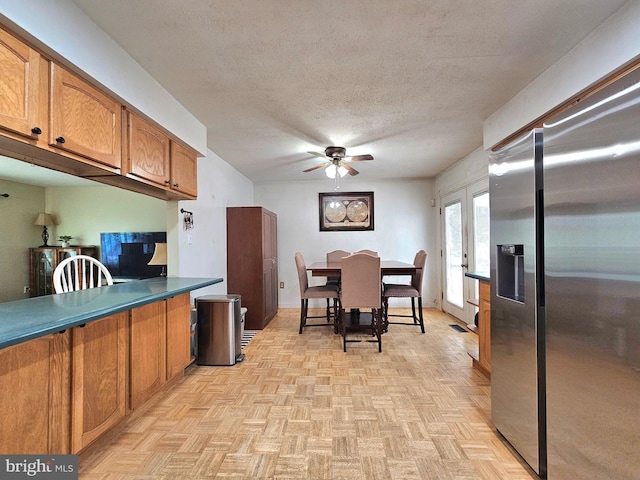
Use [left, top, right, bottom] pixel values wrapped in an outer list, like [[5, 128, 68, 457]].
[[148, 243, 167, 266], [33, 213, 57, 226], [34, 213, 57, 247]]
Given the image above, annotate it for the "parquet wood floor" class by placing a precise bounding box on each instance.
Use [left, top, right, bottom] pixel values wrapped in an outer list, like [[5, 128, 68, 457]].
[[78, 308, 538, 479]]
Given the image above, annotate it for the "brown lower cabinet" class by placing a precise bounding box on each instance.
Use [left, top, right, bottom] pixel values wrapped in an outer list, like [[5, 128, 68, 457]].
[[71, 312, 128, 452], [0, 293, 192, 454], [0, 331, 71, 454], [130, 300, 167, 410]]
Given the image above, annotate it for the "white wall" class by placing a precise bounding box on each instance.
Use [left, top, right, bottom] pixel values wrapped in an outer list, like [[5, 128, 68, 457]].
[[254, 178, 438, 309], [0, 180, 44, 302], [484, 0, 640, 148], [172, 149, 254, 298], [46, 185, 166, 247]]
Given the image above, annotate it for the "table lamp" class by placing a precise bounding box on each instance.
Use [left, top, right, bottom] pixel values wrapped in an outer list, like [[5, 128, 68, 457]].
[[147, 242, 167, 277], [33, 213, 57, 247]]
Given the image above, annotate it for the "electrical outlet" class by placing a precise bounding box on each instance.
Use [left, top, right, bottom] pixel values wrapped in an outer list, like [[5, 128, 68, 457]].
[[23, 286, 30, 294], [279, 282, 284, 288]]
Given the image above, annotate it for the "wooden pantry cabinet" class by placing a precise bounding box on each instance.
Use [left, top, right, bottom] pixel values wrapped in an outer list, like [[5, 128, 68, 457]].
[[227, 207, 278, 330], [124, 110, 198, 198]]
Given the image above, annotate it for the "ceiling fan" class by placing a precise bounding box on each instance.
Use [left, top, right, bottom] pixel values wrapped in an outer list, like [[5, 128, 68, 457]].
[[303, 146, 374, 177]]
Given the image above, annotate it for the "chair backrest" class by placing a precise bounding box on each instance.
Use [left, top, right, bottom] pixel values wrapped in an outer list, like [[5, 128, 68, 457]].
[[355, 249, 378, 256], [326, 250, 349, 283], [412, 250, 427, 290], [326, 250, 350, 263], [53, 255, 113, 293], [294, 252, 309, 296], [341, 252, 381, 309]]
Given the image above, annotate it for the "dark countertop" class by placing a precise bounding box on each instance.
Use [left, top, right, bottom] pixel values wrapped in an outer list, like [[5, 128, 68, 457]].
[[0, 277, 222, 350], [465, 271, 490, 282]]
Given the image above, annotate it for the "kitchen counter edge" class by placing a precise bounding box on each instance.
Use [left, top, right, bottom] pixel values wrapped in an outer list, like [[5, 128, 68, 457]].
[[0, 277, 223, 350], [465, 271, 490, 282]]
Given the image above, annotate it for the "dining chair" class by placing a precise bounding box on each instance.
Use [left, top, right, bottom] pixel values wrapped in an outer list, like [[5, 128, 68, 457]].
[[324, 250, 350, 317], [355, 249, 378, 256], [339, 252, 383, 352], [53, 255, 113, 293], [382, 250, 427, 333], [295, 252, 340, 334]]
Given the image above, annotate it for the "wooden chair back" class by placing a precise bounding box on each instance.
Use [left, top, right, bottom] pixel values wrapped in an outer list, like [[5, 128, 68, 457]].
[[53, 255, 113, 293]]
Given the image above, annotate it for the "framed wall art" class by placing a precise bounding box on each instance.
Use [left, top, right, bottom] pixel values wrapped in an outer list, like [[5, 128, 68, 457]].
[[319, 191, 374, 231]]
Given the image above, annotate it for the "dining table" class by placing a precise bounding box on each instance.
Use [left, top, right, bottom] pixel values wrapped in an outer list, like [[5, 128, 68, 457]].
[[307, 260, 418, 278]]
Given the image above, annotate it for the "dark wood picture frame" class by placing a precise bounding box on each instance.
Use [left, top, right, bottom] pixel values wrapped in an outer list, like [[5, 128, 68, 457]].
[[319, 191, 374, 231]]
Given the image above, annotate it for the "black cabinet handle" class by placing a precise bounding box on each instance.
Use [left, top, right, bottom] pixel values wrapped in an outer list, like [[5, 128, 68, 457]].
[[31, 127, 42, 135], [55, 136, 66, 144], [164, 179, 171, 185], [173, 183, 179, 188]]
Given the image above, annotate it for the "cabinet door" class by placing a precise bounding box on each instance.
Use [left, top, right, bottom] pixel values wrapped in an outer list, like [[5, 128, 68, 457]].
[[166, 293, 192, 380], [50, 63, 121, 169], [262, 210, 278, 321], [130, 301, 166, 409], [0, 27, 43, 139], [30, 248, 55, 297], [126, 111, 171, 187], [478, 281, 491, 372], [71, 312, 127, 453], [170, 140, 198, 197], [0, 332, 71, 454]]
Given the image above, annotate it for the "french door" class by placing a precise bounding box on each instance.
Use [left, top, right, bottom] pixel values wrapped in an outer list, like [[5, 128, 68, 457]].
[[441, 180, 489, 324]]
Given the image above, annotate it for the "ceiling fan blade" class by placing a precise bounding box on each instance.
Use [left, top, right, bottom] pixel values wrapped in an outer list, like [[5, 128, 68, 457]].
[[345, 154, 374, 162], [307, 151, 329, 159], [303, 162, 330, 173], [341, 163, 359, 176]]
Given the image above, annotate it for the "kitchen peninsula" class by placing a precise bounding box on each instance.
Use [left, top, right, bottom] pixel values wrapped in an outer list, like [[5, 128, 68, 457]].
[[465, 271, 491, 377], [0, 277, 221, 455]]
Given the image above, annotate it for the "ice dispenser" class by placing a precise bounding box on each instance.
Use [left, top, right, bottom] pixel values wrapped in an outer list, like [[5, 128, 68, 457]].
[[497, 244, 525, 302]]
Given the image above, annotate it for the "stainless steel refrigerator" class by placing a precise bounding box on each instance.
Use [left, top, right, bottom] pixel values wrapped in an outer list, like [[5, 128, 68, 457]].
[[490, 67, 640, 479]]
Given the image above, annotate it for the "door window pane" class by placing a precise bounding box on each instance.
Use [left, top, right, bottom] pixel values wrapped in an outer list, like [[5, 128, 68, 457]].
[[473, 192, 490, 274], [445, 202, 463, 308]]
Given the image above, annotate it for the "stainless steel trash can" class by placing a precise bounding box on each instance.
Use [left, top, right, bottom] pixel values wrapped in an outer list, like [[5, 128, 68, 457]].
[[196, 294, 244, 366]]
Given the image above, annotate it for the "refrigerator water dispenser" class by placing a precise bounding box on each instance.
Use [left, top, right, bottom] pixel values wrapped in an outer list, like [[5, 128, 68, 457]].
[[497, 244, 524, 302]]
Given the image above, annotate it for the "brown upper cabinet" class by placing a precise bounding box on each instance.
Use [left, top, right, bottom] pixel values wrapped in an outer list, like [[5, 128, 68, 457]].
[[125, 110, 170, 186], [0, 26, 46, 142], [50, 63, 122, 169], [170, 140, 198, 197], [125, 110, 198, 199], [0, 24, 198, 200]]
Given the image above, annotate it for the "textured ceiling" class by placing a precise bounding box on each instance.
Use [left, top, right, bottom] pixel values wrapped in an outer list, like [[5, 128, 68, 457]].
[[43, 1, 632, 183]]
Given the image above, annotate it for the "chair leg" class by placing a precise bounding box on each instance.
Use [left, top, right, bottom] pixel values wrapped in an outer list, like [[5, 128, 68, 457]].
[[326, 298, 331, 322], [417, 297, 425, 333], [411, 297, 418, 324], [341, 308, 347, 352], [375, 308, 382, 352], [299, 299, 307, 334]]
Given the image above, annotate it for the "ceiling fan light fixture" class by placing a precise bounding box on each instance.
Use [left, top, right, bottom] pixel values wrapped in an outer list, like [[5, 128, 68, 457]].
[[337, 165, 348, 177], [325, 164, 337, 178]]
